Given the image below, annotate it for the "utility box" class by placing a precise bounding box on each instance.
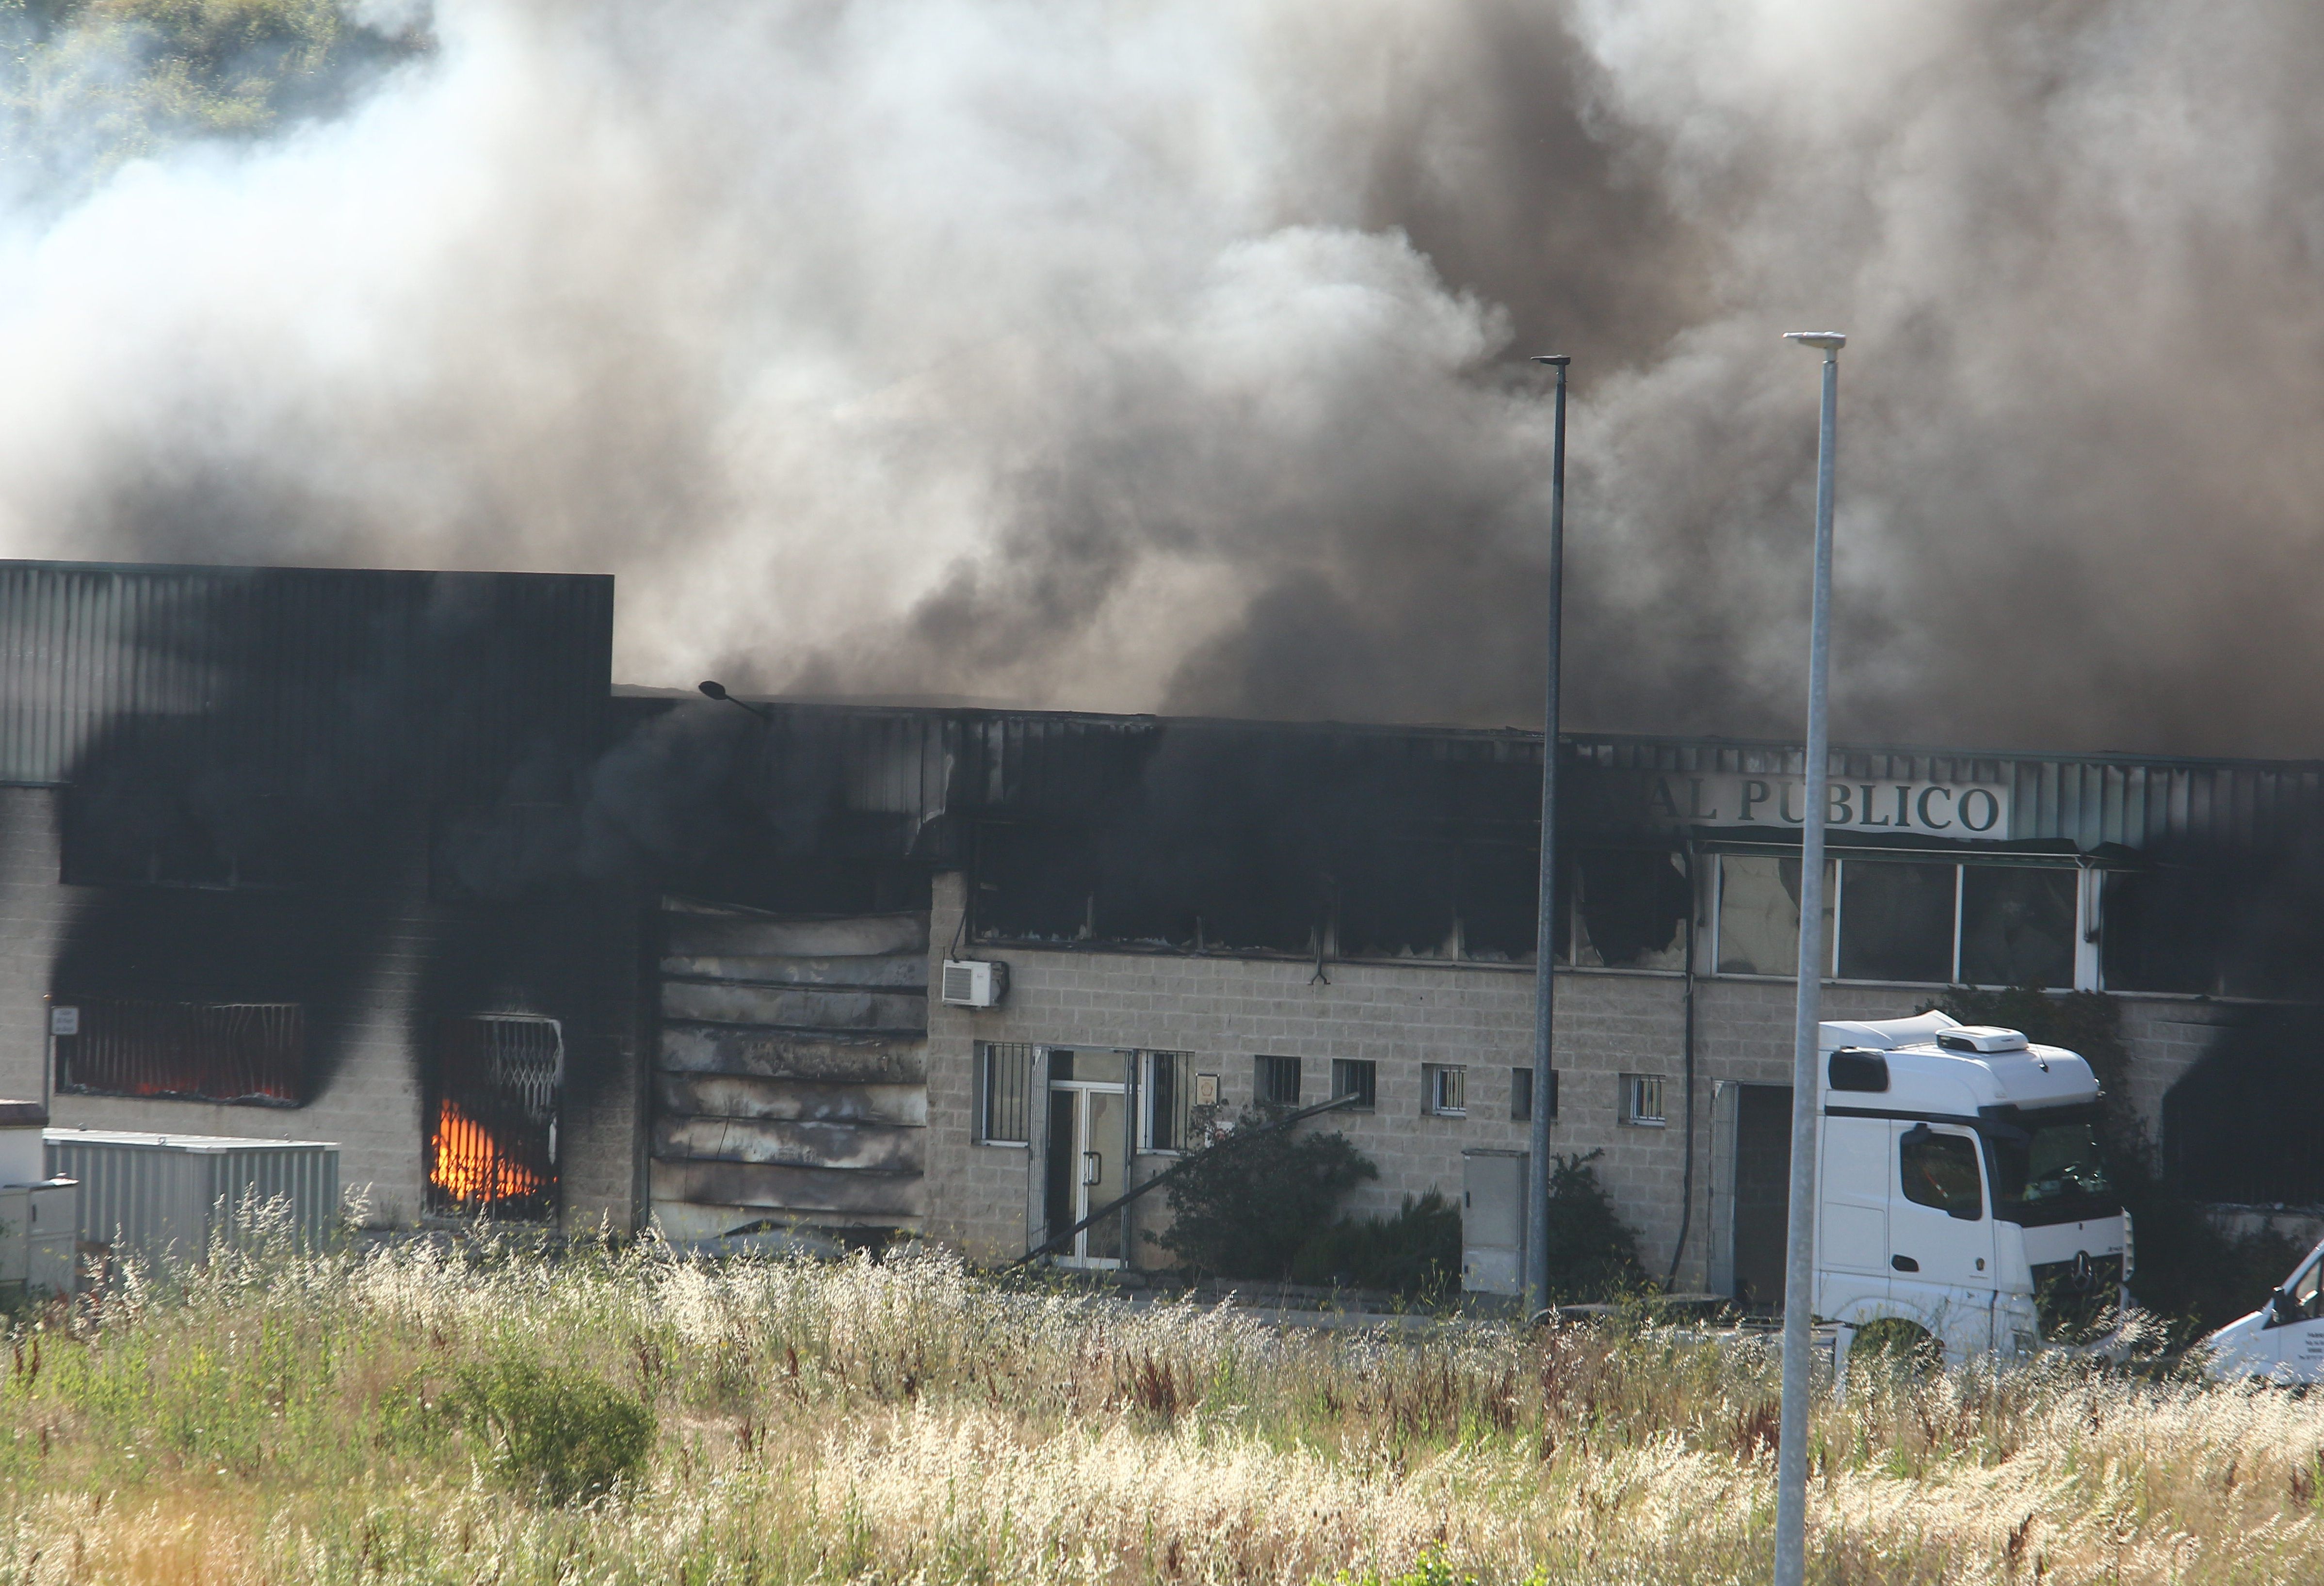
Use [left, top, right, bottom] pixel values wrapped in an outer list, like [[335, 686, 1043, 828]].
[[44, 1129, 339, 1268], [1462, 1148, 1528, 1296], [0, 1101, 75, 1302], [0, 1180, 79, 1301]]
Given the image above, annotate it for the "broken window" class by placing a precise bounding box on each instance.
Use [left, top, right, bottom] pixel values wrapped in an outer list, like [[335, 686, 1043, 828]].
[[972, 824, 1097, 944], [1337, 839, 1456, 959], [50, 998, 304, 1104], [1959, 865, 2076, 988], [979, 1041, 1034, 1145], [1715, 855, 1833, 976], [426, 1016, 561, 1221], [1571, 848, 1689, 970], [1837, 860, 1956, 983], [1457, 842, 1548, 962], [2100, 869, 2219, 994]]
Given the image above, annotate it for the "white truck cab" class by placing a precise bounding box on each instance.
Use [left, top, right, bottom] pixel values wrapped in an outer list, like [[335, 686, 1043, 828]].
[[2202, 1238, 2324, 1380], [1813, 1010, 2128, 1361]]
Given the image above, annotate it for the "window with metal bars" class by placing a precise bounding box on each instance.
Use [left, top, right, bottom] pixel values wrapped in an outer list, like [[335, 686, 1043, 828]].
[[1142, 1052, 1196, 1151], [50, 998, 304, 1104], [1424, 1063, 1467, 1117], [1254, 1054, 1302, 1108], [979, 1042, 1034, 1145], [426, 1016, 561, 1220]]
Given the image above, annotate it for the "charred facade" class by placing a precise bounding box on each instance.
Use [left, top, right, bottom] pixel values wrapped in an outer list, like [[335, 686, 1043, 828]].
[[6, 559, 2324, 1278], [0, 561, 640, 1228]]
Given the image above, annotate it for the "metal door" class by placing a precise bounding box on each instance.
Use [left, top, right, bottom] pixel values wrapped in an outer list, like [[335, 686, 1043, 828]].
[[1730, 1085, 1791, 1312], [1888, 1122, 1998, 1351], [1461, 1149, 1527, 1295]]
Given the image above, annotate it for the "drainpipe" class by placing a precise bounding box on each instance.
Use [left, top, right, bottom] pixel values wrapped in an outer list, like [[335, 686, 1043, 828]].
[[1666, 840, 1699, 1288]]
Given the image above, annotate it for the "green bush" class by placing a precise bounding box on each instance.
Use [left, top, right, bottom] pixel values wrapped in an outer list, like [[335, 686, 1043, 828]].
[[1538, 1150, 1647, 1303], [1154, 1105, 1376, 1280], [454, 1355, 654, 1506], [1290, 1191, 1461, 1298]]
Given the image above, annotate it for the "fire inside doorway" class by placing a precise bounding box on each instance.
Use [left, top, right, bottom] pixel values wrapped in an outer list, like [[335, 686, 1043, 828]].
[[425, 1016, 562, 1219]]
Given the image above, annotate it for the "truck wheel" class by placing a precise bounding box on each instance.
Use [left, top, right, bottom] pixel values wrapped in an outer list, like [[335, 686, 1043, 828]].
[[1850, 1317, 1940, 1371]]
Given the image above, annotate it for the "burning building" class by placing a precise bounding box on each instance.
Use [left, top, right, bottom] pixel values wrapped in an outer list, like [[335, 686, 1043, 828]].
[[5, 556, 2321, 1293], [0, 560, 642, 1229]]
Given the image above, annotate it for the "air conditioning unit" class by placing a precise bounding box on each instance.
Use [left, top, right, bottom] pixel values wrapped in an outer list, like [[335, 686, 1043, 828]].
[[1937, 1025, 2029, 1054], [940, 959, 1009, 1008]]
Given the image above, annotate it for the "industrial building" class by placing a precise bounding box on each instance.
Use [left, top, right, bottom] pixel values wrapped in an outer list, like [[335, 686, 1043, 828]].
[[4, 558, 2319, 1298]]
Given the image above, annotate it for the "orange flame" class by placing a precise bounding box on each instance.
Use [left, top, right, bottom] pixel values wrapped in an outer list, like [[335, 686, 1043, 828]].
[[428, 1098, 545, 1205]]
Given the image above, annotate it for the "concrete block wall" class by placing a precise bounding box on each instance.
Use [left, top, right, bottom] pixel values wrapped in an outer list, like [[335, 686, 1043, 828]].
[[922, 872, 2248, 1289]]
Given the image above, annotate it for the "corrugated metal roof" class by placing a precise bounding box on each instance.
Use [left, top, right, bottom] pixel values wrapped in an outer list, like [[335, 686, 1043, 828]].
[[0, 561, 613, 796], [677, 702, 2324, 857]]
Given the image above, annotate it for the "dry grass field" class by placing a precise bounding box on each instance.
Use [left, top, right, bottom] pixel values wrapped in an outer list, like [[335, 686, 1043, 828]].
[[0, 1233, 2318, 1585]]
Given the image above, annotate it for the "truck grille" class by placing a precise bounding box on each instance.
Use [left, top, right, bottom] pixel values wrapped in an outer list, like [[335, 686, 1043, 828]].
[[2032, 1252, 2124, 1341]]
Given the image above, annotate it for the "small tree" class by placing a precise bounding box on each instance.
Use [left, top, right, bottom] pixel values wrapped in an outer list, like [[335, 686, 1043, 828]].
[[1155, 1105, 1377, 1280], [1538, 1150, 1647, 1302]]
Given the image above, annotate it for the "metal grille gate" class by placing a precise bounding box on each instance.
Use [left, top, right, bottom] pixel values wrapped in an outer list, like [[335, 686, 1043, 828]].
[[426, 1016, 562, 1220]]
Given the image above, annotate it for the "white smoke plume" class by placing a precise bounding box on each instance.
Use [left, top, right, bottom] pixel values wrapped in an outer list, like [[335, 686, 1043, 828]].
[[4, 0, 2321, 754]]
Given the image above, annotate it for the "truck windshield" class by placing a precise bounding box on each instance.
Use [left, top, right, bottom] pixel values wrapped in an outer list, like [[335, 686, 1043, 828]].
[[1983, 1108, 2118, 1226]]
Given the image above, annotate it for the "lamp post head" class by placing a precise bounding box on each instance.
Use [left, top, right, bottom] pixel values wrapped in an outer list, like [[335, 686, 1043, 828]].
[[697, 680, 730, 701], [1783, 332, 1847, 352], [1531, 354, 1571, 367]]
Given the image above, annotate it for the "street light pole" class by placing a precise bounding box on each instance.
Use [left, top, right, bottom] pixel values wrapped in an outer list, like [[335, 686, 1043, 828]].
[[1772, 330, 1845, 1586], [1524, 352, 1569, 1318]]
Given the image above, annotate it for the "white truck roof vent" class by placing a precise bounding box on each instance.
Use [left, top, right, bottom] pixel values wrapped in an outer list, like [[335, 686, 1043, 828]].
[[1937, 1025, 2029, 1054]]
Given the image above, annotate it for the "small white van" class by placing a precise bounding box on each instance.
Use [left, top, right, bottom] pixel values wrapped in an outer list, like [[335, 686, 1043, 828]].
[[2201, 1238, 2324, 1380]]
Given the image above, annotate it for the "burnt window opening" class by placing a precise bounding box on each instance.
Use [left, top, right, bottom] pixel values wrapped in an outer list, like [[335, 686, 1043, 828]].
[[51, 998, 305, 1105], [1571, 848, 1690, 970], [2163, 1019, 2324, 1204], [1457, 842, 1546, 962], [427, 1015, 562, 1221], [1837, 859, 1956, 983], [1337, 839, 1457, 959], [1959, 865, 2075, 989], [62, 787, 307, 891]]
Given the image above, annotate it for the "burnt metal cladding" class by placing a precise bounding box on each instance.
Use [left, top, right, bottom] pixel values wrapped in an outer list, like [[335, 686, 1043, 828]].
[[634, 700, 2324, 859], [0, 560, 613, 794]]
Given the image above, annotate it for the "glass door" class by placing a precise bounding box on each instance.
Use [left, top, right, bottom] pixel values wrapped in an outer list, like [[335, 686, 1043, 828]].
[[1043, 1050, 1130, 1267]]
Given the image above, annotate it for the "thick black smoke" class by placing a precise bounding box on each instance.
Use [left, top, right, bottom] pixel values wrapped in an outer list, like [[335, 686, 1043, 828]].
[[5, 1, 2324, 755]]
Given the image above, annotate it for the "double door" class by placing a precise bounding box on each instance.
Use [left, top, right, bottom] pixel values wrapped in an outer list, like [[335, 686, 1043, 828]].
[[1045, 1050, 1131, 1267]]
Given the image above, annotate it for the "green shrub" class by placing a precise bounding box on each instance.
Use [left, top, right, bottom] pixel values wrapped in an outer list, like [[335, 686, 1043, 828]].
[[1154, 1105, 1377, 1280], [1289, 1191, 1460, 1298], [453, 1355, 653, 1506], [1538, 1150, 1647, 1302]]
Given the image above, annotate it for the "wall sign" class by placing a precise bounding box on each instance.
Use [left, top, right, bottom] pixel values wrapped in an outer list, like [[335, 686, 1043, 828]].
[[1637, 773, 2011, 838], [49, 1006, 79, 1036]]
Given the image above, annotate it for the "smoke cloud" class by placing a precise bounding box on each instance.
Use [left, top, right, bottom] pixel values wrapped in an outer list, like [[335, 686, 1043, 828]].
[[4, 0, 2322, 755]]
